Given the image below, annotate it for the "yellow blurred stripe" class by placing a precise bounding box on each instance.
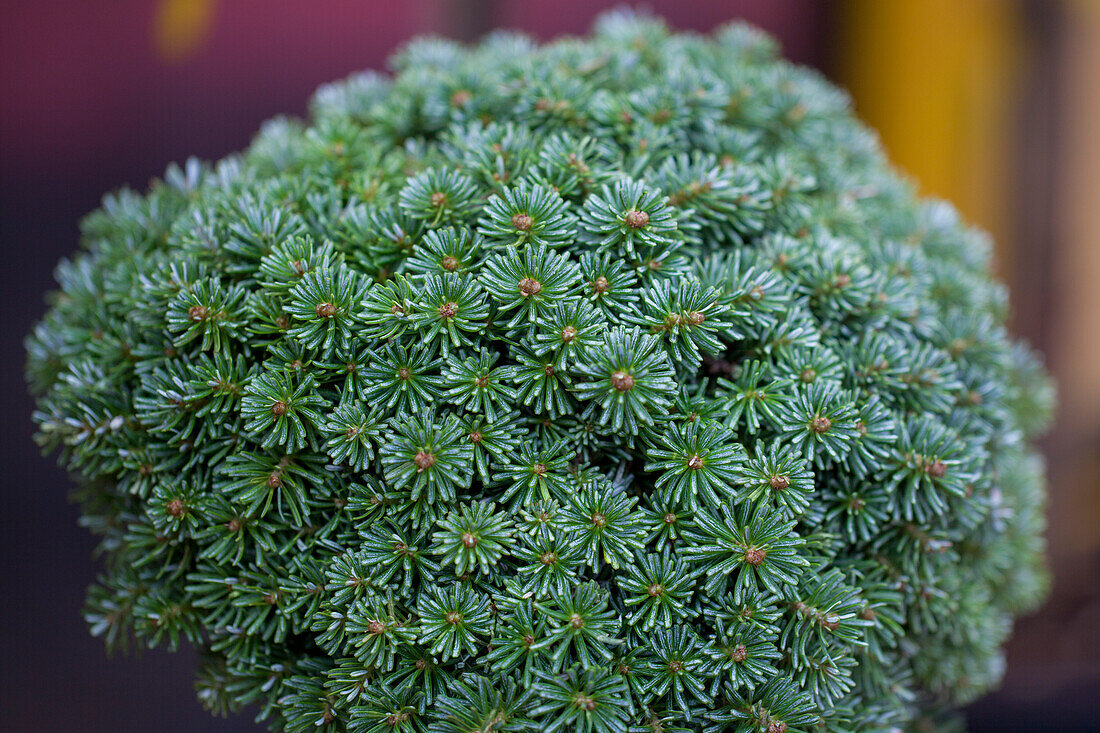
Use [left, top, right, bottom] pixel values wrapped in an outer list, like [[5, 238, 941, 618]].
[[154, 0, 217, 62], [836, 0, 1023, 268]]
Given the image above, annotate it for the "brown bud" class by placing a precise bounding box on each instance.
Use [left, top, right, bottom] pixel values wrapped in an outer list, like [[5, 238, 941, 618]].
[[647, 583, 664, 597], [744, 546, 767, 566], [928, 459, 947, 478], [731, 644, 748, 662], [624, 209, 649, 228], [686, 454, 704, 470], [271, 401, 288, 417], [461, 532, 478, 549], [468, 431, 483, 444], [810, 415, 831, 433], [518, 277, 542, 298], [590, 512, 607, 528], [511, 213, 533, 231], [266, 473, 282, 489], [396, 367, 412, 381], [560, 325, 578, 343], [441, 255, 459, 271], [569, 613, 585, 629], [187, 305, 209, 321], [367, 620, 385, 635], [165, 499, 186, 519], [769, 474, 791, 491], [450, 89, 472, 107], [686, 311, 705, 326], [592, 276, 610, 294], [430, 192, 447, 208], [438, 301, 459, 319], [540, 551, 557, 565], [314, 302, 337, 318], [610, 371, 635, 392], [414, 451, 437, 471], [444, 611, 463, 625]]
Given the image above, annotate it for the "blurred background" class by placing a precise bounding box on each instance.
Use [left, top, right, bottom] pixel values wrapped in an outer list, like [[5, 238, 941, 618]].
[[1, 1, 1097, 730]]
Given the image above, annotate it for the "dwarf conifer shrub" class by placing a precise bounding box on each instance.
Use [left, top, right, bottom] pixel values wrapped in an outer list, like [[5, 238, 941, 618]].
[[27, 11, 1054, 732]]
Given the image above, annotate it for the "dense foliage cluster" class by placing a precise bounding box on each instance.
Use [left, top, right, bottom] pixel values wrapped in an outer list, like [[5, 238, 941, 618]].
[[27, 11, 1054, 732]]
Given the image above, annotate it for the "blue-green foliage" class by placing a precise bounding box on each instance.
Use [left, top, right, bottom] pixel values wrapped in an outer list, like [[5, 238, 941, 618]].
[[27, 10, 1054, 732]]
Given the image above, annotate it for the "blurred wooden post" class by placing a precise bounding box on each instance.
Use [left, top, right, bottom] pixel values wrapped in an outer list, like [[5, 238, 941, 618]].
[[1048, 0, 1100, 554], [834, 0, 1023, 279]]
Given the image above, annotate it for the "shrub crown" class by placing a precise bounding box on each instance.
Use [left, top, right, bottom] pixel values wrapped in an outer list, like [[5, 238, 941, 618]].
[[27, 10, 1054, 732]]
